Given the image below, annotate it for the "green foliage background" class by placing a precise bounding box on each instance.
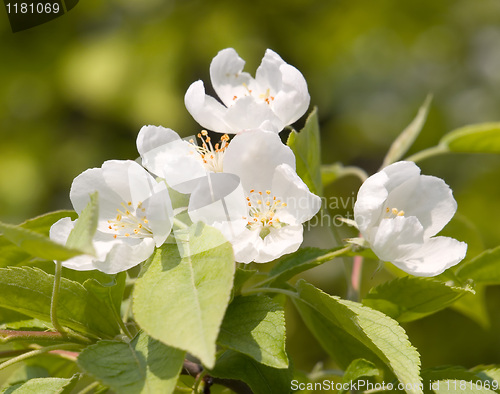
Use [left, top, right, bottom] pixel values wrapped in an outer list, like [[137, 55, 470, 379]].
[[2, 0, 500, 382]]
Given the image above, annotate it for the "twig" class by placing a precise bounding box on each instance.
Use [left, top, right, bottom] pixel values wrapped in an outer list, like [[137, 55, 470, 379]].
[[181, 360, 252, 394], [0, 329, 91, 345], [0, 343, 80, 371], [50, 260, 66, 337]]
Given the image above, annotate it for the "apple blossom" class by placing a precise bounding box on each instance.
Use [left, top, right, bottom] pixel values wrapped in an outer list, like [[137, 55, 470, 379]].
[[189, 130, 322, 263], [353, 161, 467, 277], [136, 125, 226, 193], [136, 125, 295, 192], [50, 160, 173, 274], [184, 48, 310, 134]]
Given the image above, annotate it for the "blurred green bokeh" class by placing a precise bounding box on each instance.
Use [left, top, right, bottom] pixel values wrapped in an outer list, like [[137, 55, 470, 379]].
[[2, 0, 500, 377]]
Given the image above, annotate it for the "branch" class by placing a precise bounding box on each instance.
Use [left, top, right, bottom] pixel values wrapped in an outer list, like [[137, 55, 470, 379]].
[[181, 360, 252, 394], [0, 329, 90, 345], [0, 343, 81, 372]]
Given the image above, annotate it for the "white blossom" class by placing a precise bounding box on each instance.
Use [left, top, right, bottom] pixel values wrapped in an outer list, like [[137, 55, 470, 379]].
[[184, 48, 310, 134], [189, 130, 321, 263], [353, 161, 467, 277], [50, 160, 173, 274]]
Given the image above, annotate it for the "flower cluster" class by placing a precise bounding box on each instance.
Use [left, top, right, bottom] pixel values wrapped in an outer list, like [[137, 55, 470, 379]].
[[51, 48, 319, 272], [51, 48, 467, 278]]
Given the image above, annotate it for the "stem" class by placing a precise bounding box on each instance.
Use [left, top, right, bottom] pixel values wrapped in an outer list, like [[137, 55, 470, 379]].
[[0, 343, 80, 372], [250, 245, 353, 289], [51, 261, 66, 337], [0, 329, 91, 345], [173, 217, 189, 230], [348, 254, 363, 302], [117, 317, 133, 340], [405, 145, 447, 163], [109, 297, 133, 340], [309, 368, 344, 381], [76, 381, 101, 394], [339, 165, 369, 183]]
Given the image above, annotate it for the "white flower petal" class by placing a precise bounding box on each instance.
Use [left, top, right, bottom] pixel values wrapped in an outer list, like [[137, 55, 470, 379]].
[[354, 161, 422, 234], [137, 125, 180, 163], [223, 96, 284, 132], [223, 129, 296, 192], [70, 167, 122, 223], [100, 160, 155, 208], [141, 187, 173, 247], [255, 49, 285, 94], [354, 172, 389, 235], [210, 48, 253, 107], [385, 174, 457, 238], [371, 216, 424, 263], [391, 236, 468, 277], [232, 228, 260, 264], [187, 173, 249, 253], [93, 237, 155, 275], [256, 50, 310, 126], [50, 218, 154, 274], [254, 225, 304, 263], [184, 80, 235, 134], [188, 173, 248, 225], [50, 218, 101, 271], [272, 164, 321, 225], [380, 161, 421, 193]]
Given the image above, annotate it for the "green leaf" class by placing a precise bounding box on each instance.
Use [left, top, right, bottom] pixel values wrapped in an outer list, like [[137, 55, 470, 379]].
[[0, 316, 49, 330], [14, 211, 77, 235], [321, 162, 368, 188], [293, 280, 422, 394], [456, 246, 500, 285], [2, 375, 79, 394], [232, 267, 257, 295], [0, 266, 119, 339], [83, 272, 126, 322], [440, 123, 500, 154], [472, 365, 500, 388], [1, 365, 49, 390], [0, 222, 82, 263], [420, 365, 484, 393], [0, 211, 78, 268], [133, 222, 234, 368], [362, 277, 473, 322], [217, 295, 288, 369], [78, 332, 184, 394], [210, 350, 292, 394], [432, 380, 497, 393], [340, 359, 380, 394], [287, 107, 323, 195], [267, 247, 344, 285], [65, 191, 98, 255], [451, 286, 490, 329], [382, 95, 432, 168]]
